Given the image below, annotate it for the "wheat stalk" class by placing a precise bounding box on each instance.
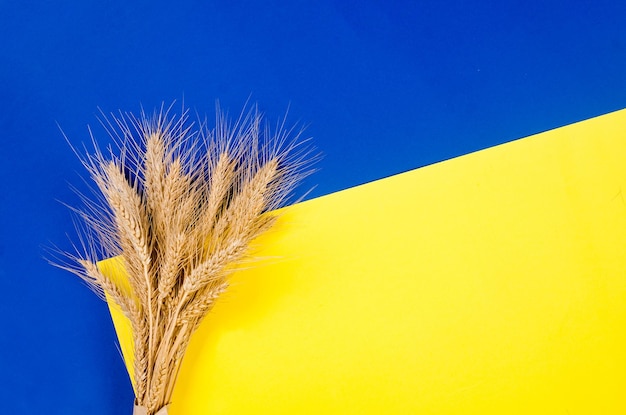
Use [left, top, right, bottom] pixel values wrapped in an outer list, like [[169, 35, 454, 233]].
[[52, 103, 316, 415]]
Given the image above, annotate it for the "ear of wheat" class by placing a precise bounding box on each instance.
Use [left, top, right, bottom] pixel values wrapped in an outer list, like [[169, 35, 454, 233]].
[[52, 104, 315, 415]]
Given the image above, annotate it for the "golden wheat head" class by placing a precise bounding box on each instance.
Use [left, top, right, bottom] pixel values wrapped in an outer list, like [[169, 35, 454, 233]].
[[52, 103, 316, 415]]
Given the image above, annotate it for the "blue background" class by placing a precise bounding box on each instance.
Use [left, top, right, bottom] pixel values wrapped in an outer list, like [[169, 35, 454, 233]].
[[1, 1, 626, 413]]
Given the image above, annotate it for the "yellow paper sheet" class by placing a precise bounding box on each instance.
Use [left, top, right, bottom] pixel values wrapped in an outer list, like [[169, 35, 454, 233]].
[[103, 108, 626, 414]]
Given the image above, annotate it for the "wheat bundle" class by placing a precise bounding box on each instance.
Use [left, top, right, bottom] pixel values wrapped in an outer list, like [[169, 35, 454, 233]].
[[54, 104, 315, 415]]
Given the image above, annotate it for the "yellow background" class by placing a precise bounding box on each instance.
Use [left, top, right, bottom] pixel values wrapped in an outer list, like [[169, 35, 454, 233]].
[[104, 108, 626, 414]]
